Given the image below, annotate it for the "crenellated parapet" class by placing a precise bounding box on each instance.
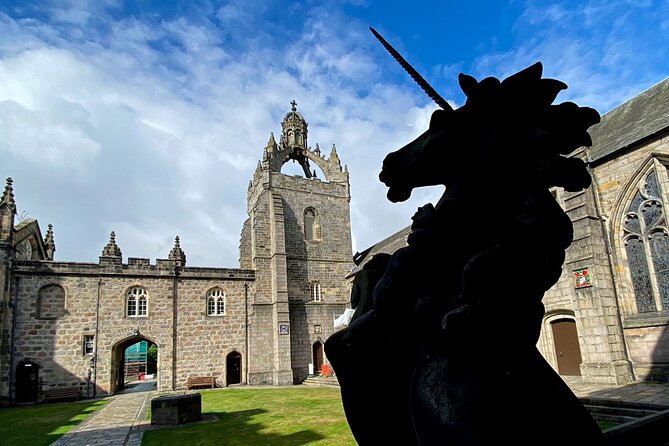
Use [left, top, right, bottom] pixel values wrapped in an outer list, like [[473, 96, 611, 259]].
[[305, 143, 349, 184]]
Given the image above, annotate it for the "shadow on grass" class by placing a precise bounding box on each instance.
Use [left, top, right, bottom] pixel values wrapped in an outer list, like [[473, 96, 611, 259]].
[[0, 399, 108, 446], [142, 408, 326, 446]]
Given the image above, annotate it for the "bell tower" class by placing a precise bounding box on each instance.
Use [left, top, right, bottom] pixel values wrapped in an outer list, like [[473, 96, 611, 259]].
[[241, 101, 353, 384]]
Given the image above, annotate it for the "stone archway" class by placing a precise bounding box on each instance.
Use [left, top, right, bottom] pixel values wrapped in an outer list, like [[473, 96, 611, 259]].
[[110, 334, 158, 394], [15, 360, 39, 403]]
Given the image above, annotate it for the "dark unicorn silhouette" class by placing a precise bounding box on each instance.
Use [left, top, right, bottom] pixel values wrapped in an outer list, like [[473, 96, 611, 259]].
[[325, 59, 605, 445]]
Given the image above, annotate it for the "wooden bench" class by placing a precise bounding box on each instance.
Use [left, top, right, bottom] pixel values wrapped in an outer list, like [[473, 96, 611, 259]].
[[186, 376, 216, 389], [42, 386, 80, 403]]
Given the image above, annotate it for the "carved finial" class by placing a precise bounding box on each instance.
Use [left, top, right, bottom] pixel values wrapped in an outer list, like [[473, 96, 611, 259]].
[[290, 100, 297, 111], [1, 177, 16, 212], [44, 224, 56, 260], [102, 231, 122, 257], [331, 143, 338, 154], [268, 132, 276, 146], [314, 143, 321, 156], [168, 235, 186, 265]]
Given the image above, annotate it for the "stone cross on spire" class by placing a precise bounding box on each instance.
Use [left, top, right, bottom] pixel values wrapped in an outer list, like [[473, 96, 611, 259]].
[[290, 100, 297, 111]]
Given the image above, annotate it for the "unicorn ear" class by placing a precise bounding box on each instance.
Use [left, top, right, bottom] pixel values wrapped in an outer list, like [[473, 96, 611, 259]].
[[458, 73, 479, 98]]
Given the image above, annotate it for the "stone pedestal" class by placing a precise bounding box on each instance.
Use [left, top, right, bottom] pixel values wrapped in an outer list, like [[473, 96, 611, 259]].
[[151, 392, 202, 425]]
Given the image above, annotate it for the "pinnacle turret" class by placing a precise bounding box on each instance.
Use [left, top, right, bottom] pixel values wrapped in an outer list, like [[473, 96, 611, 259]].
[[101, 231, 122, 257], [1, 177, 16, 213], [44, 223, 56, 260], [168, 235, 186, 265]]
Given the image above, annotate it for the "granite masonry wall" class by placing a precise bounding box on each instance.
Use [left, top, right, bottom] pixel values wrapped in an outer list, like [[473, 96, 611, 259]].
[[6, 259, 254, 398]]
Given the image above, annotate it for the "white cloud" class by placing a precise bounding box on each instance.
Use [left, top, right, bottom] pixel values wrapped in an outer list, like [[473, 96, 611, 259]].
[[0, 100, 100, 171], [2, 0, 667, 268]]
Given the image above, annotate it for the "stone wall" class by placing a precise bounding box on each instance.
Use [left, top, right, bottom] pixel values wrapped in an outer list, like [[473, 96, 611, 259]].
[[6, 260, 255, 398], [271, 173, 353, 381], [589, 135, 669, 381], [541, 148, 634, 384], [174, 275, 252, 389]]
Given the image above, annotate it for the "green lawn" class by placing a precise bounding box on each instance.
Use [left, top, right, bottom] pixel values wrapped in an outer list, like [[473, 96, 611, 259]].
[[0, 398, 108, 446], [142, 387, 357, 446]]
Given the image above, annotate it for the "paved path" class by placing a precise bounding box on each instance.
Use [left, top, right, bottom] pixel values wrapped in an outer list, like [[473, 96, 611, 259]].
[[564, 376, 669, 407], [50, 380, 155, 446]]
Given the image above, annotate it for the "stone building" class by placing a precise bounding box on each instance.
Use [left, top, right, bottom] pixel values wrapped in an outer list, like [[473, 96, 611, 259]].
[[0, 102, 353, 403], [351, 77, 669, 385]]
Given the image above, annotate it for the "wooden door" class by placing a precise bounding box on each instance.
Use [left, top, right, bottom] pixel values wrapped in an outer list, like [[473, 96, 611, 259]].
[[551, 319, 583, 376]]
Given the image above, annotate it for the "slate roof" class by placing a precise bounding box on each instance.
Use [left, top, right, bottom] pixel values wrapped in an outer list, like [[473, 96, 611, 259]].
[[348, 225, 411, 277], [589, 77, 669, 163]]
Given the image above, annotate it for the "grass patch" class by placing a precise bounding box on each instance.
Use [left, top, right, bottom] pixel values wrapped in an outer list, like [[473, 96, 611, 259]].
[[142, 387, 356, 446], [0, 398, 108, 446]]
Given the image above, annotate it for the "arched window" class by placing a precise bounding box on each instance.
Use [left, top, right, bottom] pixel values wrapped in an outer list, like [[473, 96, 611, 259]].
[[127, 287, 148, 317], [623, 168, 669, 313], [304, 208, 319, 240], [37, 284, 65, 319], [311, 282, 322, 302], [207, 288, 225, 316]]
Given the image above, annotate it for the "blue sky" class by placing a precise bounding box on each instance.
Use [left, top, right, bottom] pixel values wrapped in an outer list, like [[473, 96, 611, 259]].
[[1, 0, 668, 266]]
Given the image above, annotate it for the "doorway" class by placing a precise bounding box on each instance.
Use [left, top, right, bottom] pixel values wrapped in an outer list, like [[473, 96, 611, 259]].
[[312, 342, 324, 375], [551, 318, 583, 376], [226, 352, 242, 385], [15, 360, 39, 403], [111, 335, 157, 394]]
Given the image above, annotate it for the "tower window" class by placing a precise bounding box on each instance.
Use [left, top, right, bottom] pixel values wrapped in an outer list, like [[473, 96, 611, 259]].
[[311, 282, 322, 302]]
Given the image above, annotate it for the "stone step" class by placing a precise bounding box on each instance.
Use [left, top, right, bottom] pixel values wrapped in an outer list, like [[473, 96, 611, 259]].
[[302, 375, 340, 387]]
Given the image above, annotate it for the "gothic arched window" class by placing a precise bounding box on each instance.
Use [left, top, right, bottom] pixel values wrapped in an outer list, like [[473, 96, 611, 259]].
[[127, 287, 148, 317], [207, 288, 225, 316], [622, 168, 669, 313]]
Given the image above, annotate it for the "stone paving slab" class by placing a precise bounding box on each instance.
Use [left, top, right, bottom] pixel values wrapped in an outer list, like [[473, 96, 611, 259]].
[[50, 381, 155, 446], [563, 376, 669, 408]]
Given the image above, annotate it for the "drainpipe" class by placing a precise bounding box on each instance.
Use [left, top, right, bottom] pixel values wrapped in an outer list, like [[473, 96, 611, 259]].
[[587, 162, 635, 381], [93, 278, 101, 397], [244, 282, 249, 385], [172, 265, 179, 390], [8, 274, 18, 404]]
